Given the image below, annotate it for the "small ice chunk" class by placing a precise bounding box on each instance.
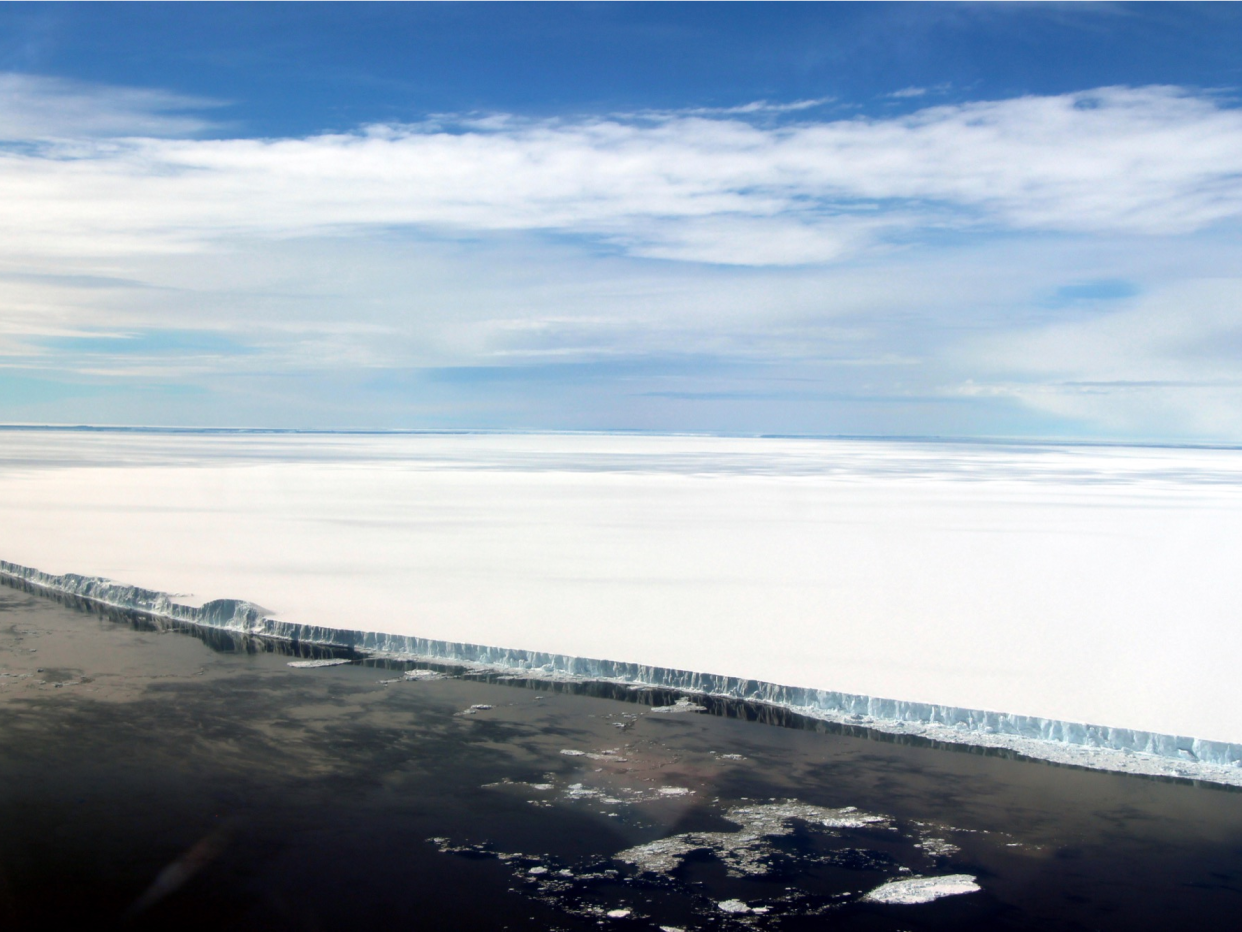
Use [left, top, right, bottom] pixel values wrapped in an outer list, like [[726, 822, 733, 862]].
[[916, 837, 961, 857], [560, 749, 586, 756], [862, 874, 980, 904], [717, 899, 751, 913], [606, 907, 632, 918], [651, 697, 707, 714], [286, 659, 350, 668], [657, 787, 692, 796]]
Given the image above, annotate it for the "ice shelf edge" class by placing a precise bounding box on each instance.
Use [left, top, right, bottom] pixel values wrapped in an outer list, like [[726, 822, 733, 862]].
[[3, 558, 1240, 786]]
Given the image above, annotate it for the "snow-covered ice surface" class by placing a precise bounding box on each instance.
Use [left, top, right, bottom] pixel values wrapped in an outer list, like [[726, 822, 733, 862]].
[[862, 874, 981, 905], [3, 428, 1242, 782]]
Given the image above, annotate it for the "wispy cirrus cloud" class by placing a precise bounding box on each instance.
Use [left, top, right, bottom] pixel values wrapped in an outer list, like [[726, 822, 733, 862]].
[[639, 97, 838, 117], [943, 0, 1132, 12], [962, 276, 1242, 437], [2, 80, 1241, 266], [0, 73, 223, 141]]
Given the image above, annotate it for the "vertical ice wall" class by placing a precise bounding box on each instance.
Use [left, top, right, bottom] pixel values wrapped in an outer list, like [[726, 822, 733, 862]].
[[4, 557, 1241, 783]]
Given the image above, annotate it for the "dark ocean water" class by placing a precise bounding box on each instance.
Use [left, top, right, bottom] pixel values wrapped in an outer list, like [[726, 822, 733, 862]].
[[2, 578, 1241, 931]]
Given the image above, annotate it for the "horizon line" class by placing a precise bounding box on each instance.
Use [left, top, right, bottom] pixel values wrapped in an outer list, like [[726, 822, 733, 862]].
[[2, 423, 1241, 452]]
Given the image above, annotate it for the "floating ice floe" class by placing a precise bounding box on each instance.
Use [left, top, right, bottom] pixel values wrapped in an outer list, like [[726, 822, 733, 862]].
[[564, 783, 626, 805], [286, 659, 351, 668], [403, 668, 441, 679], [435, 778, 991, 927], [915, 836, 961, 857], [650, 697, 707, 714], [617, 801, 889, 876], [862, 874, 980, 904]]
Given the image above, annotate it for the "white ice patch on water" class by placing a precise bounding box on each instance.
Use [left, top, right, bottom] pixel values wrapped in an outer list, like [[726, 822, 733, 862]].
[[617, 801, 888, 876], [863, 874, 980, 904], [914, 835, 961, 858], [650, 697, 707, 714], [286, 659, 350, 668], [564, 783, 626, 805], [499, 774, 700, 810], [440, 770, 995, 926]]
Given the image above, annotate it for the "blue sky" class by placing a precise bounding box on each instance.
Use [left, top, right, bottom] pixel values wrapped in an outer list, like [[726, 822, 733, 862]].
[[2, 2, 1242, 438]]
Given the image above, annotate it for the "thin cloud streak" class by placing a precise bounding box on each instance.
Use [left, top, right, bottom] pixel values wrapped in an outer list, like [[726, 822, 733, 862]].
[[964, 276, 1242, 437], [0, 73, 223, 141]]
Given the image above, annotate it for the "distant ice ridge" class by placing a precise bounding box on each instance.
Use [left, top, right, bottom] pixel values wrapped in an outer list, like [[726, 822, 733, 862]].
[[5, 558, 1241, 787]]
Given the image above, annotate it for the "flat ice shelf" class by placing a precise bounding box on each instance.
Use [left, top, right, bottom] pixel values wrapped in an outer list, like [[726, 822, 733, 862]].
[[2, 429, 1241, 776]]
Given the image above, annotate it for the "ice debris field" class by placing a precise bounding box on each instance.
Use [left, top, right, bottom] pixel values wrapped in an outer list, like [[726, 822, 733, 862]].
[[3, 428, 1242, 782]]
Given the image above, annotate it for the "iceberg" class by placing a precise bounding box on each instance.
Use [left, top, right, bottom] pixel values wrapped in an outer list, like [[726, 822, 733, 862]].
[[4, 557, 1242, 785], [3, 429, 1242, 784]]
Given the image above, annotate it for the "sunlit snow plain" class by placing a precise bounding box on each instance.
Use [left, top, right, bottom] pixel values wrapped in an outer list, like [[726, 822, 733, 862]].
[[2, 429, 1240, 753]]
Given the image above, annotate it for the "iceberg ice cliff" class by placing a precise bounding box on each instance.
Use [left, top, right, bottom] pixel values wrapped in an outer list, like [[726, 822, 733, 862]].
[[5, 558, 1241, 787]]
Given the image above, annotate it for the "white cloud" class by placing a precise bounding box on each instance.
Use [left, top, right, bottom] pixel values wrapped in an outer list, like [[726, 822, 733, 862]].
[[0, 73, 221, 140], [884, 84, 951, 101], [5, 74, 1242, 438], [5, 230, 1241, 438], [607, 214, 884, 265], [634, 98, 837, 117], [963, 277, 1242, 438], [2, 81, 1241, 266]]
